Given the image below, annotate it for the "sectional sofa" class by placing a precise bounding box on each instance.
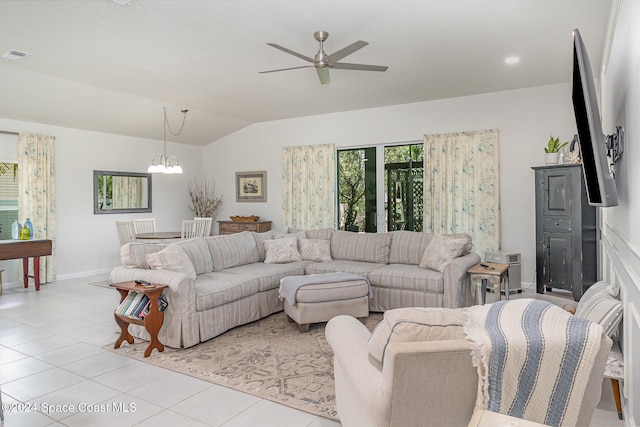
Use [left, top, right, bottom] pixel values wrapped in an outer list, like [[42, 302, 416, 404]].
[[110, 228, 480, 348]]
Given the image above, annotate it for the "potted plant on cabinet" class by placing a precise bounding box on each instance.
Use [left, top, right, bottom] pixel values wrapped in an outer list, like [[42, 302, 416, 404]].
[[544, 136, 569, 165]]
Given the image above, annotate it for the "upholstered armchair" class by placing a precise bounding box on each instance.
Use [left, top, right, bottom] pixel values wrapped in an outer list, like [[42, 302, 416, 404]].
[[326, 303, 611, 427], [326, 313, 478, 427]]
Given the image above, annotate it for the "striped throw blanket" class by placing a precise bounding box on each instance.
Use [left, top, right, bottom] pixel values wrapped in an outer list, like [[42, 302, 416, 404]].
[[464, 299, 605, 427]]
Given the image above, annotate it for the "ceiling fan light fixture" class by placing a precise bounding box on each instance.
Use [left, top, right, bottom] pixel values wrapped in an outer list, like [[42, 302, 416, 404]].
[[260, 31, 388, 84]]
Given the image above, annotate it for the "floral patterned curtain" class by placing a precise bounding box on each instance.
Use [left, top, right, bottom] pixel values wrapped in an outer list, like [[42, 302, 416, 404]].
[[113, 176, 142, 208], [423, 129, 500, 258], [18, 133, 57, 283], [282, 144, 336, 229]]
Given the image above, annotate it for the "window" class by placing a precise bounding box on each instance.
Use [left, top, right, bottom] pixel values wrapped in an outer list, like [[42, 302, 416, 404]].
[[0, 163, 18, 240], [337, 143, 424, 233]]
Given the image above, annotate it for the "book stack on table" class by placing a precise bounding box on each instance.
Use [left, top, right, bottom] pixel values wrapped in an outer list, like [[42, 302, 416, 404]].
[[115, 291, 167, 320]]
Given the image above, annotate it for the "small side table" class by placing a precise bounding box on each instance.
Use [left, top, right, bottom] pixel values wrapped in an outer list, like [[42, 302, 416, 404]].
[[110, 281, 168, 357], [467, 262, 510, 305], [604, 340, 624, 420]]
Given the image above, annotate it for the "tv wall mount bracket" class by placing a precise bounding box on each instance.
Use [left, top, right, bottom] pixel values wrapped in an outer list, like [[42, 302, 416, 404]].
[[570, 125, 624, 178]]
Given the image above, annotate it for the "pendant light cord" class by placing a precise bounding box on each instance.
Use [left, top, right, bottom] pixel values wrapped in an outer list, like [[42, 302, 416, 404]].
[[164, 107, 188, 137]]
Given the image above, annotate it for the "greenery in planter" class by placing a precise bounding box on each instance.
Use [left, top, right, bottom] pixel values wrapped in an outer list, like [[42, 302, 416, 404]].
[[544, 136, 569, 153], [188, 178, 222, 218]]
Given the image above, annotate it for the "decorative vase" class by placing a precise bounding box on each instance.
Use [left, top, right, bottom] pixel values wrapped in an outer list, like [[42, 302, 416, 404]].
[[545, 153, 560, 165]]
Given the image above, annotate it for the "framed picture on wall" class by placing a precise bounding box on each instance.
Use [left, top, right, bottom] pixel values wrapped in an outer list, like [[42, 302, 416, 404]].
[[236, 171, 267, 202]]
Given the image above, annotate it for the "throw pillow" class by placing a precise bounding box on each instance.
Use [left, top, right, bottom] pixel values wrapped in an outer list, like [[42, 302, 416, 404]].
[[419, 234, 472, 272], [576, 281, 620, 314], [368, 307, 468, 366], [299, 239, 332, 262], [146, 244, 196, 280], [264, 236, 302, 264], [574, 289, 623, 337], [251, 231, 273, 262]]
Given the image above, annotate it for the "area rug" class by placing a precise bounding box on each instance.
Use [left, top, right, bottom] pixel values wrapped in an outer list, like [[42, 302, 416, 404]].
[[87, 279, 112, 288], [106, 311, 383, 420]]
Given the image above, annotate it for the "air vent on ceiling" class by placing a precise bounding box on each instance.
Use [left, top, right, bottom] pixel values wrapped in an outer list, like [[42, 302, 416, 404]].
[[112, 0, 133, 5], [1, 50, 30, 60]]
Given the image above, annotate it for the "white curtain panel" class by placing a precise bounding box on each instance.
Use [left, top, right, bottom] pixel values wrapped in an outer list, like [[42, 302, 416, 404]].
[[423, 129, 500, 258], [18, 133, 57, 283], [113, 176, 142, 208], [282, 144, 336, 230]]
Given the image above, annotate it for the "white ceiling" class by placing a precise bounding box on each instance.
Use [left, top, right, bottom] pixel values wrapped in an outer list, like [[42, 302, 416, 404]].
[[0, 0, 612, 146]]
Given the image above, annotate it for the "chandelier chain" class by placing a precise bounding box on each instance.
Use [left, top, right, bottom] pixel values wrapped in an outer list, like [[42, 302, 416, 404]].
[[164, 107, 188, 137]]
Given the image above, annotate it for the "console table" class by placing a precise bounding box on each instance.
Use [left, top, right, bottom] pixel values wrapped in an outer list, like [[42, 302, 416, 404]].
[[218, 220, 272, 235], [0, 239, 53, 291]]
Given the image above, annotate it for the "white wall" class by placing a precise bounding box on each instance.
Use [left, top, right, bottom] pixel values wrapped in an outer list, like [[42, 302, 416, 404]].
[[599, 0, 639, 424], [0, 117, 204, 284], [205, 83, 578, 288]]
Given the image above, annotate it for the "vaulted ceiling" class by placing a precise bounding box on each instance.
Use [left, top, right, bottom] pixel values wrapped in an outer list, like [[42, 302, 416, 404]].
[[0, 0, 612, 146]]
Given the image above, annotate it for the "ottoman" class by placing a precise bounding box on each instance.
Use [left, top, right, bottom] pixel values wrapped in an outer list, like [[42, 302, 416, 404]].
[[282, 276, 370, 332]]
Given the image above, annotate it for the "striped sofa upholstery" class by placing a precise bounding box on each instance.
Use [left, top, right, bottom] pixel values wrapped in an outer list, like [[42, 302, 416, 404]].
[[110, 229, 479, 348]]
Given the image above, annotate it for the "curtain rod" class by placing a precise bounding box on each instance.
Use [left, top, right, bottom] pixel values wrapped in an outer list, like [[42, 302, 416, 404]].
[[387, 139, 423, 145], [0, 130, 19, 136]]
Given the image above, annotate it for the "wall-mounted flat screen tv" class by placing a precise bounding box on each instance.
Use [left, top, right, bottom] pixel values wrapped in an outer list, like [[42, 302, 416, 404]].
[[572, 28, 618, 207]]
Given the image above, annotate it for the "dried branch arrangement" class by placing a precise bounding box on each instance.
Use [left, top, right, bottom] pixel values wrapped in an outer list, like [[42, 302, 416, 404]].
[[188, 178, 222, 217]]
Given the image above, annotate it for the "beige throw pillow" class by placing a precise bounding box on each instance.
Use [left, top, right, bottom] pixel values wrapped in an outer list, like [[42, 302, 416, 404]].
[[264, 236, 302, 264], [299, 239, 332, 262], [419, 234, 471, 272], [146, 244, 196, 280]]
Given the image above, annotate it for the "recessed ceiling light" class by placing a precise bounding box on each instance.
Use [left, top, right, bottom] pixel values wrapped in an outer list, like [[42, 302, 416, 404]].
[[505, 56, 520, 65], [1, 50, 30, 61]]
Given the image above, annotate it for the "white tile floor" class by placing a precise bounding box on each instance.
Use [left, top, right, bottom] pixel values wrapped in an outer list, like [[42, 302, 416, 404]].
[[0, 275, 339, 427], [0, 275, 623, 427]]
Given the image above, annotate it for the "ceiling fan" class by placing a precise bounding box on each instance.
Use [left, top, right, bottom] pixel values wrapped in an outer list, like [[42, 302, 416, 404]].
[[259, 31, 388, 85]]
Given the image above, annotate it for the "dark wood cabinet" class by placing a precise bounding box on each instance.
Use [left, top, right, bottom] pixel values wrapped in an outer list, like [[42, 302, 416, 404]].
[[532, 164, 597, 300]]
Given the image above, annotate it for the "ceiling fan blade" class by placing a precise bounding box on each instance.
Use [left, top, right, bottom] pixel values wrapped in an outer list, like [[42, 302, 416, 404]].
[[325, 40, 368, 63], [259, 65, 314, 73], [332, 62, 388, 72], [266, 43, 314, 63], [316, 67, 330, 85]]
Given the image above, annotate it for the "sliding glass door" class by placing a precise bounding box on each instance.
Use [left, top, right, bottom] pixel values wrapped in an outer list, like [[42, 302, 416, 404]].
[[385, 144, 423, 232], [337, 143, 423, 233], [337, 148, 377, 232]]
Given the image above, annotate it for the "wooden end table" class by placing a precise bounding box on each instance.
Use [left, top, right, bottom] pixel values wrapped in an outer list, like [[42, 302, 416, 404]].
[[467, 262, 510, 305], [110, 281, 168, 357]]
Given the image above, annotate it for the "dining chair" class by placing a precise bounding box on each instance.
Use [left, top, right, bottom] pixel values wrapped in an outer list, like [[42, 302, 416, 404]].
[[115, 220, 135, 246], [133, 218, 156, 235], [194, 217, 213, 236], [181, 220, 199, 239]]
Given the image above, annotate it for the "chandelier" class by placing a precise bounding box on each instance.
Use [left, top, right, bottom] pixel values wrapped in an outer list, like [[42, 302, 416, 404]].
[[148, 107, 188, 174]]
